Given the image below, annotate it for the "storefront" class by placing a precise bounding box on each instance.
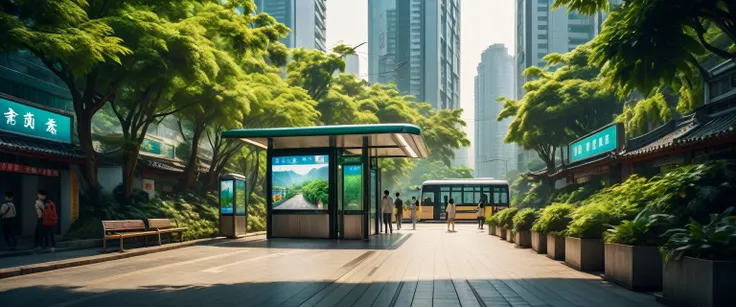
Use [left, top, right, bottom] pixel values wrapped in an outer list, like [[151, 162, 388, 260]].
[[0, 94, 82, 237]]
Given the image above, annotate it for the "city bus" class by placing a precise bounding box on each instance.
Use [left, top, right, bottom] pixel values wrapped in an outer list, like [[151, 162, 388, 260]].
[[417, 179, 510, 221]]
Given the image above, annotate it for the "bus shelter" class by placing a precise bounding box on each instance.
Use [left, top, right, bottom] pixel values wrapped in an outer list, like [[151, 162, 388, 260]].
[[222, 124, 428, 241]]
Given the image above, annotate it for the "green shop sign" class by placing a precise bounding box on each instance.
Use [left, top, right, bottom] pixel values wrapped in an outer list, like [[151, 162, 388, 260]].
[[569, 123, 622, 164], [340, 155, 363, 164], [141, 138, 176, 159], [0, 97, 72, 143]]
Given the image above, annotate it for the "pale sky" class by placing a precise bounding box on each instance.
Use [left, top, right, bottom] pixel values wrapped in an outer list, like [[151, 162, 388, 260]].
[[327, 0, 516, 161]]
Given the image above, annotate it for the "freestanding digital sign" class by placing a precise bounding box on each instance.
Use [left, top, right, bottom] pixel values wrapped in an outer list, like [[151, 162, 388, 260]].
[[219, 174, 248, 238]]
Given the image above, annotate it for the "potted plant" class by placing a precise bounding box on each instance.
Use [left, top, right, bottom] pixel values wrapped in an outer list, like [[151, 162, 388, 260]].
[[659, 207, 736, 307], [565, 204, 608, 272], [603, 209, 674, 291], [513, 208, 537, 248], [500, 208, 518, 243], [487, 214, 498, 236], [532, 203, 573, 258]]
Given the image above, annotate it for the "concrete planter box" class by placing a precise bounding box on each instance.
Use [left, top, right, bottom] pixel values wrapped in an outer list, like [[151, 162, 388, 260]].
[[531, 232, 547, 254], [565, 237, 604, 272], [546, 234, 565, 260], [489, 226, 496, 236], [498, 227, 506, 240], [603, 244, 662, 291], [514, 231, 531, 248], [661, 256, 736, 307], [506, 230, 515, 243]]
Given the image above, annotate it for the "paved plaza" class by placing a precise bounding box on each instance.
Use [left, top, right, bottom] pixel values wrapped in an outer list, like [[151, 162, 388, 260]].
[[0, 223, 660, 307]]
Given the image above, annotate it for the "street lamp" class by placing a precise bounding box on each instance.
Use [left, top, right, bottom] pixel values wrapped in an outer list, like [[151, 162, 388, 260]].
[[477, 157, 514, 178]]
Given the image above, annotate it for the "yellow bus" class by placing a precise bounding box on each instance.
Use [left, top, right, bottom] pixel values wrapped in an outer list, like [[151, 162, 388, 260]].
[[416, 179, 510, 221]]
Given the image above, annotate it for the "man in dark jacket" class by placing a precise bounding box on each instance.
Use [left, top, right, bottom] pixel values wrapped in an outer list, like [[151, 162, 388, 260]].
[[394, 192, 403, 230]]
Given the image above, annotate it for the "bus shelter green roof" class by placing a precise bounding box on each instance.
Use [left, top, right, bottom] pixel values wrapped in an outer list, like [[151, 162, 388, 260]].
[[222, 124, 428, 158]]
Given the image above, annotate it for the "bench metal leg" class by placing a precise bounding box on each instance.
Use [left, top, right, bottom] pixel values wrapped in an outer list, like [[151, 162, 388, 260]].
[[102, 238, 107, 252], [119, 238, 125, 252], [158, 231, 162, 246]]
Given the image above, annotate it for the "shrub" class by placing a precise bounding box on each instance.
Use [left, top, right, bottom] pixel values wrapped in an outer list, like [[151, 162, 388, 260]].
[[531, 203, 573, 235], [513, 208, 538, 232], [566, 176, 653, 239], [486, 212, 500, 226], [660, 207, 736, 263], [496, 207, 519, 230], [603, 208, 675, 245], [646, 160, 736, 224]]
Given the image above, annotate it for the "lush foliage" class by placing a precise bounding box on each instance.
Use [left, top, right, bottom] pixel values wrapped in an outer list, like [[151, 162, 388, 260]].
[[604, 209, 675, 245], [496, 208, 519, 230], [531, 203, 574, 235], [302, 179, 329, 207], [513, 208, 539, 232], [660, 207, 736, 263], [566, 176, 653, 238], [646, 160, 736, 223], [487, 213, 500, 226]]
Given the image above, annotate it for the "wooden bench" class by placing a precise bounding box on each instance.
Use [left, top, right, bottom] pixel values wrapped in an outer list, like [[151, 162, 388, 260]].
[[102, 220, 158, 252], [147, 218, 187, 245]]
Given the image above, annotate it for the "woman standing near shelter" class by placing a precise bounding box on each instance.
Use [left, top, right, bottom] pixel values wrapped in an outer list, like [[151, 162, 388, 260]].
[[410, 196, 418, 230], [476, 197, 486, 230]]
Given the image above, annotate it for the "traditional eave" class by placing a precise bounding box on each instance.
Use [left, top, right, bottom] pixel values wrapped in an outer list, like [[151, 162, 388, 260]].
[[0, 133, 85, 163]]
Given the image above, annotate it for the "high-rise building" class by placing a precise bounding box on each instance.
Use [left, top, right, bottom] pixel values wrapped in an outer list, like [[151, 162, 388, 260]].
[[344, 54, 360, 76], [254, 0, 327, 51], [369, 0, 460, 110], [474, 44, 516, 179]]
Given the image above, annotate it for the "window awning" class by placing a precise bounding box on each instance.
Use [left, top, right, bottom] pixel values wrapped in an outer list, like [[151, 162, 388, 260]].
[[222, 124, 429, 158]]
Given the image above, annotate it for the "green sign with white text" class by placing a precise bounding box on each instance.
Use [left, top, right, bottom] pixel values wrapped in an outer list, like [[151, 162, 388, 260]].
[[0, 97, 72, 143], [569, 124, 619, 163]]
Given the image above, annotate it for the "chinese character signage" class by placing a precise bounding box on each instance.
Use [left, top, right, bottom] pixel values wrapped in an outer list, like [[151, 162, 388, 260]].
[[141, 138, 176, 159], [0, 97, 72, 143], [0, 162, 59, 176], [569, 124, 622, 164]]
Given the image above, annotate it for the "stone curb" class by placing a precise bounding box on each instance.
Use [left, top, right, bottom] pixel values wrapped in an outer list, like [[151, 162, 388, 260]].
[[0, 231, 266, 279]]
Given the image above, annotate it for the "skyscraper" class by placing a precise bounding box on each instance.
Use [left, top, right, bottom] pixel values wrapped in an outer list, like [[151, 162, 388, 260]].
[[474, 44, 516, 179], [254, 0, 327, 51], [368, 0, 460, 110]]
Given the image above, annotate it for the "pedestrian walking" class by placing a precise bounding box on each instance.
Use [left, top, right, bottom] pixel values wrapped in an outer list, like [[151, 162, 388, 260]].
[[1, 192, 18, 251], [410, 196, 418, 230], [446, 198, 457, 232], [41, 193, 58, 252], [34, 190, 46, 250], [381, 190, 393, 234], [394, 192, 403, 230], [476, 197, 486, 230]]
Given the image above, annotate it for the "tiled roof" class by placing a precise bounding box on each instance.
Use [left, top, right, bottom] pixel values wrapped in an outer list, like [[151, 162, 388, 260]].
[[139, 156, 184, 173], [675, 111, 736, 144], [0, 133, 85, 160], [622, 124, 693, 157]]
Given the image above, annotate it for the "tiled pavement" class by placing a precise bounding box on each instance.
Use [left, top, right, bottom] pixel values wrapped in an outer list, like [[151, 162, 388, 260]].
[[0, 223, 660, 306]]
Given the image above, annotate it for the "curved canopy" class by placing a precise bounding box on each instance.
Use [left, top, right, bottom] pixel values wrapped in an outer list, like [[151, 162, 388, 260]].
[[222, 124, 429, 158]]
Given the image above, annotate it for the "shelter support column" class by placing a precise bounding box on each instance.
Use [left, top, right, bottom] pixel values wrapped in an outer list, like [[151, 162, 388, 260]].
[[362, 136, 370, 241]]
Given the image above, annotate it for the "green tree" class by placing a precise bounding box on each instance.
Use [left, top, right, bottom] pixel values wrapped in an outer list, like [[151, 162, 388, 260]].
[[0, 0, 135, 187], [286, 44, 356, 102], [497, 44, 621, 189], [553, 0, 736, 112]]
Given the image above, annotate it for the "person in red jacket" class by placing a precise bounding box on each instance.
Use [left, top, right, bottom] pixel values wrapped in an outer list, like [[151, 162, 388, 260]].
[[39, 190, 57, 252]]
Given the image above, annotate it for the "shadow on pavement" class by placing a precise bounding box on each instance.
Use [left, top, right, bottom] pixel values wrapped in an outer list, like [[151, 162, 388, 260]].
[[0, 277, 660, 307], [213, 233, 413, 251]]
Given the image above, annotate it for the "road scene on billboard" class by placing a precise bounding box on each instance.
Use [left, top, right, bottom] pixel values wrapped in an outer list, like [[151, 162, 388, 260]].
[[272, 155, 329, 210]]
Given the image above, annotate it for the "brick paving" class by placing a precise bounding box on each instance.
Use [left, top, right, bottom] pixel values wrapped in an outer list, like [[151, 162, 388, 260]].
[[0, 223, 660, 307]]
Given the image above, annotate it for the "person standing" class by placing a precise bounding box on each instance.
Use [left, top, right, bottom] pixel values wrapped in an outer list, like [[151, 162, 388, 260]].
[[41, 193, 58, 252], [381, 190, 393, 234], [446, 198, 457, 232], [476, 198, 486, 230], [394, 192, 403, 230], [1, 192, 18, 251], [410, 196, 418, 230], [34, 190, 47, 250]]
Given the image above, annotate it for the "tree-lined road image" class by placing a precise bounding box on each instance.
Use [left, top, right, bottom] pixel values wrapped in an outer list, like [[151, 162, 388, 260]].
[[273, 194, 324, 210]]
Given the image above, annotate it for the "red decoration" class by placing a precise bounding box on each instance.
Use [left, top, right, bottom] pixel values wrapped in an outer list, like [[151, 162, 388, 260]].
[[0, 162, 59, 177]]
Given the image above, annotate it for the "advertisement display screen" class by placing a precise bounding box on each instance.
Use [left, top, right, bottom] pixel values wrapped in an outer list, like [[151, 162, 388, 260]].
[[220, 180, 234, 215], [272, 155, 329, 210], [235, 180, 246, 215], [343, 165, 362, 210]]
